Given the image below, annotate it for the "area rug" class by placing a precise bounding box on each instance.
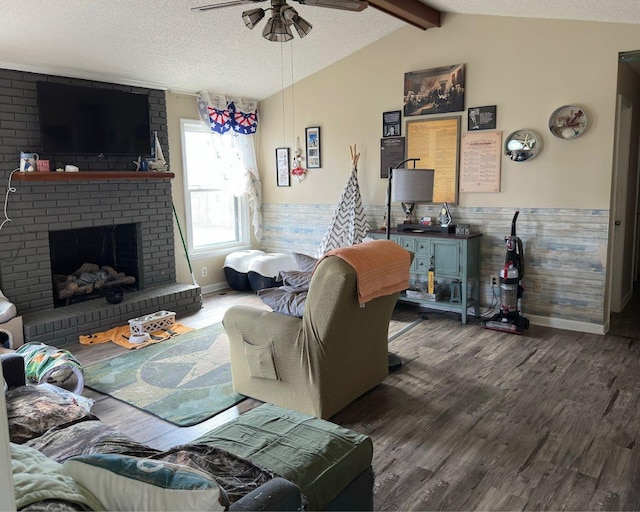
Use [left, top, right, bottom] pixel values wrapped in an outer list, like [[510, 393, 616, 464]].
[[83, 323, 245, 426], [79, 323, 194, 350]]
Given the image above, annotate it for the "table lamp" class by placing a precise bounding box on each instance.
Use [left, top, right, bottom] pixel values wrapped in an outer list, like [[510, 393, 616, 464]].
[[386, 160, 435, 239]]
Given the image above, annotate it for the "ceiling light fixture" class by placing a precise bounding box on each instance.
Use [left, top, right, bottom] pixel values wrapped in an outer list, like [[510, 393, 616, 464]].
[[242, 8, 265, 29], [262, 11, 294, 41], [281, 5, 313, 38], [241, 2, 313, 41]]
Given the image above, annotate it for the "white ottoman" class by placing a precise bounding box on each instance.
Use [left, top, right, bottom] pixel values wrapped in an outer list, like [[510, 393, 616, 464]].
[[224, 250, 266, 291], [248, 253, 297, 291]]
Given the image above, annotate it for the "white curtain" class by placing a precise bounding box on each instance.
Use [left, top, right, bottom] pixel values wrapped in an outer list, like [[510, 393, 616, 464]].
[[196, 91, 262, 240]]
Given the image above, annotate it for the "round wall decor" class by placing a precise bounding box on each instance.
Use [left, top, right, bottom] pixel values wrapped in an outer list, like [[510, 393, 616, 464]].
[[548, 105, 587, 140], [505, 129, 541, 162]]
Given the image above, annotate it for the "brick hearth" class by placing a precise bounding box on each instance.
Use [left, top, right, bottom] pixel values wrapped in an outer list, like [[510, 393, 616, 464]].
[[0, 175, 202, 347]]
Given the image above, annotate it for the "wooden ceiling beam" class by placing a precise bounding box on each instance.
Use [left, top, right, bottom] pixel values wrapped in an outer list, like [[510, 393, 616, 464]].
[[367, 0, 441, 30]]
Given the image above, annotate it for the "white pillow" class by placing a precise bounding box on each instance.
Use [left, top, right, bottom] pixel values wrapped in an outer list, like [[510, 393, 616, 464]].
[[64, 453, 228, 511]]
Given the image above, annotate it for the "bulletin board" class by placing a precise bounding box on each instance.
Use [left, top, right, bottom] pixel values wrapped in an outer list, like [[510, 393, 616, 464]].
[[405, 116, 460, 204]]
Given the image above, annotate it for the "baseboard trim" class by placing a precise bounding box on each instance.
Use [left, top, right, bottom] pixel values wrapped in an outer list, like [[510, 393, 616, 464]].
[[200, 281, 230, 296], [527, 314, 605, 335]]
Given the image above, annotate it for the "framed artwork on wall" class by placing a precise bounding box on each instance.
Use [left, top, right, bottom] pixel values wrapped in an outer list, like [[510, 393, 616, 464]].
[[405, 116, 461, 204], [276, 147, 290, 187], [383, 110, 401, 137], [380, 136, 405, 178], [403, 64, 465, 117], [305, 127, 321, 168], [468, 105, 497, 130]]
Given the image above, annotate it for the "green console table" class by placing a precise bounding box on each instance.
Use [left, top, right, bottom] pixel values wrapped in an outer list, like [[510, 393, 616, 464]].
[[368, 230, 482, 324]]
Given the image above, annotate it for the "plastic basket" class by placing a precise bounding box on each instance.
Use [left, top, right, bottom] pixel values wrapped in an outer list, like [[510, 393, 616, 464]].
[[128, 310, 176, 334]]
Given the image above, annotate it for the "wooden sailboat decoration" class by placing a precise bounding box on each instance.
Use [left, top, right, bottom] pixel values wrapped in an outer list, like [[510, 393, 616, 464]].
[[149, 131, 168, 172]]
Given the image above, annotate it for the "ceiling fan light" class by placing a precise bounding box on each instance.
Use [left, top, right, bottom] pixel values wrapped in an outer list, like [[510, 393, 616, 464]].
[[262, 14, 294, 42], [242, 8, 265, 29], [292, 15, 312, 37], [280, 5, 299, 24]]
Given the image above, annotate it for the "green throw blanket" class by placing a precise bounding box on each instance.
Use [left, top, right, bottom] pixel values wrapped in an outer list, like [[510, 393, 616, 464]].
[[11, 443, 103, 511]]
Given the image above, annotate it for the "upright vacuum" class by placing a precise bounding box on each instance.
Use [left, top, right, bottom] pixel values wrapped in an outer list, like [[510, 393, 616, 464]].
[[482, 211, 530, 334]]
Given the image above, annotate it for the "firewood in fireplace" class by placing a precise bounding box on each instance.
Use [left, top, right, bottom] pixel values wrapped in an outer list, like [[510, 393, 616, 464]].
[[53, 263, 136, 300]]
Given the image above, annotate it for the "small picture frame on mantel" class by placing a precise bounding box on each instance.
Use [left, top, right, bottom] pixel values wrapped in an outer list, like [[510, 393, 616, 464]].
[[276, 147, 290, 187], [305, 127, 321, 169]]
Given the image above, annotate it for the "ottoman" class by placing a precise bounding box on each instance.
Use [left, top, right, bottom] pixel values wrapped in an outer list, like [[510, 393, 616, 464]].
[[224, 250, 266, 291], [247, 253, 297, 291], [195, 403, 374, 511]]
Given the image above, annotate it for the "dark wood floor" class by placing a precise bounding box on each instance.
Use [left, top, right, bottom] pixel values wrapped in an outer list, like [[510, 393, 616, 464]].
[[71, 289, 640, 511]]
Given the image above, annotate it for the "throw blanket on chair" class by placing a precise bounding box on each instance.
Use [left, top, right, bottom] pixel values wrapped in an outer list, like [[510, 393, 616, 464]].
[[321, 240, 410, 305]]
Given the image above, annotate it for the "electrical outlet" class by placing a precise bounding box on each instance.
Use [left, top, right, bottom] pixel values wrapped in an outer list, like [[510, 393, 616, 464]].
[[491, 276, 497, 286], [534, 280, 542, 293], [201, 267, 208, 278]]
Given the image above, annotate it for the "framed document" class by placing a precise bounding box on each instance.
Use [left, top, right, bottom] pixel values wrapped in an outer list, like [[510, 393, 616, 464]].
[[460, 131, 502, 192], [276, 147, 290, 187], [380, 137, 405, 178], [405, 116, 460, 204]]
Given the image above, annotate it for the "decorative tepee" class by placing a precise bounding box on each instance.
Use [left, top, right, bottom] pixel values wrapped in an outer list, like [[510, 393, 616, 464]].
[[318, 145, 370, 255]]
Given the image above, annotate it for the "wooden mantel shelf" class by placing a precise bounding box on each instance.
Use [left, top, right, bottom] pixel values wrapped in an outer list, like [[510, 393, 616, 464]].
[[13, 171, 174, 181]]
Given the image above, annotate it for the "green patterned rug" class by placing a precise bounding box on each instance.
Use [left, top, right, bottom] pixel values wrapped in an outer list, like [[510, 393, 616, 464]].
[[83, 322, 245, 426]]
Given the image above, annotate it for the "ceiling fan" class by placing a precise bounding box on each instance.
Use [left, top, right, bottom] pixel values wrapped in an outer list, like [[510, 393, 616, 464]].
[[191, 0, 368, 42]]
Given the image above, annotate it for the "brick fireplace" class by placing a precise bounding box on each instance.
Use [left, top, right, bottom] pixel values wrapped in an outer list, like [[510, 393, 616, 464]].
[[0, 174, 202, 347], [0, 68, 202, 347]]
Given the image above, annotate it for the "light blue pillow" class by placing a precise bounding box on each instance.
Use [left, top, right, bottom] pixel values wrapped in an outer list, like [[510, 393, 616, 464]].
[[64, 453, 228, 511], [258, 287, 307, 318]]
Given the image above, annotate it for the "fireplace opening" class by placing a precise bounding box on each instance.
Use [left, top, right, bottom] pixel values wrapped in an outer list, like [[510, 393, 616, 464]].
[[49, 223, 142, 307]]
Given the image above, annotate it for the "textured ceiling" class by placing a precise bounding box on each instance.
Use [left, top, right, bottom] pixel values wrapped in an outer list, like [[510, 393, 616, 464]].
[[1, 1, 640, 100]]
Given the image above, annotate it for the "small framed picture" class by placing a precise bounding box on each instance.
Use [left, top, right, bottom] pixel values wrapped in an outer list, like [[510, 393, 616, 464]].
[[276, 147, 290, 187], [305, 127, 321, 169], [383, 110, 401, 137], [468, 105, 497, 130]]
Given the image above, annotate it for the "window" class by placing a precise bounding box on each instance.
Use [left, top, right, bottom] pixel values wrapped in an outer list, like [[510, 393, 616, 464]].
[[181, 119, 250, 255]]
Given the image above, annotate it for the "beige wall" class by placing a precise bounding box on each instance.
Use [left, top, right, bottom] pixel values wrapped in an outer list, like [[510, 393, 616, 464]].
[[258, 13, 640, 211]]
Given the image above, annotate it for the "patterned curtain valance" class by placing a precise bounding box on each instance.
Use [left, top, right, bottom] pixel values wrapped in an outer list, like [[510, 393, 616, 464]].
[[197, 91, 259, 135]]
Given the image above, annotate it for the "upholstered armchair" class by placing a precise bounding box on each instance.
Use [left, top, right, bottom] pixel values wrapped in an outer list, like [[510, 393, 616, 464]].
[[223, 240, 411, 419]]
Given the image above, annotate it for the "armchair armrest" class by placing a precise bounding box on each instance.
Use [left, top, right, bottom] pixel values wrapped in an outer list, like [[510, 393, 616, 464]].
[[1, 353, 25, 388], [229, 477, 302, 511]]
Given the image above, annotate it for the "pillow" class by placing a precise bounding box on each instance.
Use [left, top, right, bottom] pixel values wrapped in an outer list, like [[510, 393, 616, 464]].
[[258, 287, 307, 318], [63, 453, 228, 511], [11, 442, 103, 511], [6, 385, 95, 444], [293, 252, 318, 272], [278, 270, 313, 290]]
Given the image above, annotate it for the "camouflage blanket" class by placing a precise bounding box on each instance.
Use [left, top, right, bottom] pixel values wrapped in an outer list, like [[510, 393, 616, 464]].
[[7, 386, 275, 505]]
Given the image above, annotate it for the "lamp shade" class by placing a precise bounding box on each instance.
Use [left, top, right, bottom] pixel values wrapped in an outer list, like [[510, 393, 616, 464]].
[[242, 8, 265, 29], [262, 14, 294, 42], [292, 15, 312, 37], [391, 168, 435, 203]]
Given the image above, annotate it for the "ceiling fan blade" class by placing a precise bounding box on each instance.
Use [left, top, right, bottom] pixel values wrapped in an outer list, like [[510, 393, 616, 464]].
[[191, 0, 265, 12], [293, 0, 368, 12]]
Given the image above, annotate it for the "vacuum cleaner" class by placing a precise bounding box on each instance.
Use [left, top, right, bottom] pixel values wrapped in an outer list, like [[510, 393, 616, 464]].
[[482, 210, 530, 334]]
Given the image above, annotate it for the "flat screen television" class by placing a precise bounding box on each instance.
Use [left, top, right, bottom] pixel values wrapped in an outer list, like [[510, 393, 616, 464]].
[[36, 81, 151, 156]]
